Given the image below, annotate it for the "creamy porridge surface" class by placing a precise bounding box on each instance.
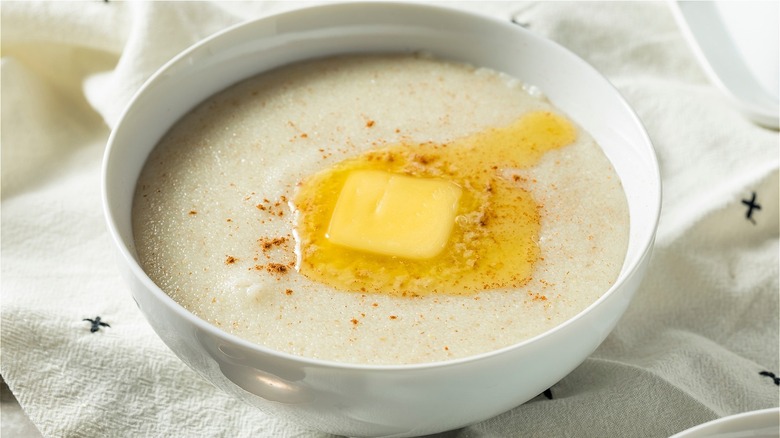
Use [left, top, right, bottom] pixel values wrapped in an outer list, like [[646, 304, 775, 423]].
[[133, 54, 629, 365]]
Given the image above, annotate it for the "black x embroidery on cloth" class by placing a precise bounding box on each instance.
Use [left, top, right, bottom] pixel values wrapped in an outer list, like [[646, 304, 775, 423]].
[[741, 192, 761, 225], [511, 16, 531, 28], [83, 316, 110, 333], [759, 371, 780, 386]]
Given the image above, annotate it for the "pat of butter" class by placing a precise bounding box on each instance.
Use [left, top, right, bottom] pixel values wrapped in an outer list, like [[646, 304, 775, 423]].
[[327, 170, 462, 259]]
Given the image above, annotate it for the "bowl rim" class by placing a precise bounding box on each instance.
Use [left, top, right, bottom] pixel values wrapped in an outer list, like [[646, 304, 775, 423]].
[[102, 0, 662, 372]]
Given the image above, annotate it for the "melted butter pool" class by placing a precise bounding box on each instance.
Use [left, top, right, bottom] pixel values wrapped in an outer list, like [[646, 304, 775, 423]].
[[292, 110, 576, 296]]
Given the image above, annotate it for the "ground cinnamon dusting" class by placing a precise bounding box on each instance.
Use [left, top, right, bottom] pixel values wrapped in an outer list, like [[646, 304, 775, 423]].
[[267, 263, 288, 274], [259, 236, 288, 251]]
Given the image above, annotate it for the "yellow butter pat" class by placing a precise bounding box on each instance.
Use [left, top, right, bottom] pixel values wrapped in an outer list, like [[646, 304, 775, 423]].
[[327, 170, 462, 259]]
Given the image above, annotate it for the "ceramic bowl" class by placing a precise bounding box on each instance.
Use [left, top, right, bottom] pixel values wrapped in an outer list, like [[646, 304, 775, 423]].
[[102, 2, 661, 436]]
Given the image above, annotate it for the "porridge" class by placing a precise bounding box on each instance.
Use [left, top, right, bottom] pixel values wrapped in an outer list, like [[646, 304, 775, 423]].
[[132, 54, 629, 365]]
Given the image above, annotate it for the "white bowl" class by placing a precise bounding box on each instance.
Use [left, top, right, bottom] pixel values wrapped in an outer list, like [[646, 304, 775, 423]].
[[670, 408, 780, 438], [102, 2, 661, 436]]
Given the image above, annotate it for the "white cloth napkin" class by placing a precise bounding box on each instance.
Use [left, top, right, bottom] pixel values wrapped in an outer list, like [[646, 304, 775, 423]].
[[1, 2, 777, 437]]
